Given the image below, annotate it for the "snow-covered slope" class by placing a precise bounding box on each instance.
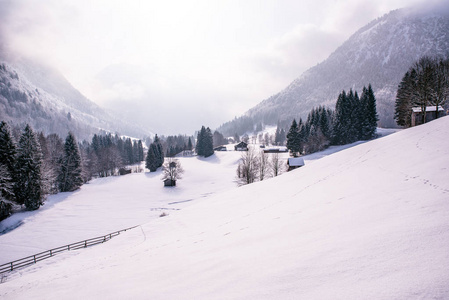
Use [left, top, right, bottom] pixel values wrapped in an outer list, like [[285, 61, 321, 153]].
[[1, 117, 449, 299], [220, 5, 449, 134]]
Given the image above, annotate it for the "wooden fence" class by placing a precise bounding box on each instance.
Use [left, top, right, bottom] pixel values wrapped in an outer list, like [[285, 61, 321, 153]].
[[0, 225, 138, 275]]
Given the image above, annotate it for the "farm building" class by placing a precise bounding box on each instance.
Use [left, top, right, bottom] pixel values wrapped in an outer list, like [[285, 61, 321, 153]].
[[287, 157, 305, 171], [411, 106, 445, 126], [234, 142, 248, 151], [263, 146, 288, 153], [214, 146, 227, 151], [164, 179, 176, 187]]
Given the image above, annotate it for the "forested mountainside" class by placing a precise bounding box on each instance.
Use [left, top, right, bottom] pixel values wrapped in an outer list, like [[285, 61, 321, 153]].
[[0, 54, 151, 141], [219, 6, 449, 136]]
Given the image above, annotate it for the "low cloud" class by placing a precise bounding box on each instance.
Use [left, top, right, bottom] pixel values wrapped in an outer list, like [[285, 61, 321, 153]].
[[248, 24, 344, 82]]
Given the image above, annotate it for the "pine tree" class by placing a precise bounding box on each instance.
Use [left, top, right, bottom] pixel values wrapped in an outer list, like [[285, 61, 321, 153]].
[[132, 140, 139, 163], [14, 125, 44, 210], [359, 86, 371, 140], [137, 140, 144, 162], [58, 132, 83, 192], [365, 84, 378, 139], [333, 91, 350, 145], [195, 126, 206, 156], [319, 106, 332, 140], [195, 126, 214, 157], [0, 121, 16, 201], [395, 71, 412, 127], [0, 163, 13, 204], [342, 89, 358, 143], [154, 134, 164, 167], [145, 143, 159, 172], [274, 123, 281, 145], [187, 137, 193, 150], [203, 127, 214, 157], [286, 119, 301, 157]]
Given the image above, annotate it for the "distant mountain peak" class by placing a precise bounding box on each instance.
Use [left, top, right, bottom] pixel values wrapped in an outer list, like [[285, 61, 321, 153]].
[[0, 53, 152, 140], [219, 6, 449, 135]]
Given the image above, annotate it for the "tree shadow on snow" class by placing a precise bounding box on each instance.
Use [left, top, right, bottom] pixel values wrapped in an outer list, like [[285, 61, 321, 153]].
[[144, 170, 162, 179], [196, 153, 221, 164], [0, 191, 74, 235]]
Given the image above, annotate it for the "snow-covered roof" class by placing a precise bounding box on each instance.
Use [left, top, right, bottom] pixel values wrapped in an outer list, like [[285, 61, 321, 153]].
[[288, 157, 305, 166], [412, 106, 444, 113]]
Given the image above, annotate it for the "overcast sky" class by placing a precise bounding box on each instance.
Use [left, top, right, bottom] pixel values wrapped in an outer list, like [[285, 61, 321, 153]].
[[0, 0, 436, 134]]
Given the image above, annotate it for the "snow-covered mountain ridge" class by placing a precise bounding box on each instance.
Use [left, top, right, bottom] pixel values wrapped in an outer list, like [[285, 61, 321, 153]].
[[0, 116, 448, 299], [0, 55, 151, 140], [232, 6, 449, 131]]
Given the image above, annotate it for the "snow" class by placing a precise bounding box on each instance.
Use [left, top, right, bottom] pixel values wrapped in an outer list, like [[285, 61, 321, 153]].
[[412, 105, 444, 112], [1, 117, 449, 299]]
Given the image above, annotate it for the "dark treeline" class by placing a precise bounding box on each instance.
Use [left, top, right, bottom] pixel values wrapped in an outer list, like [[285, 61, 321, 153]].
[[90, 133, 144, 177], [395, 56, 449, 127], [286, 85, 378, 156], [0, 121, 145, 219], [145, 134, 195, 172], [162, 134, 194, 157]]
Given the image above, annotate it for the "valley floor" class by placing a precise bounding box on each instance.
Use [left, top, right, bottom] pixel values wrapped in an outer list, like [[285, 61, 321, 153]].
[[1, 122, 447, 299]]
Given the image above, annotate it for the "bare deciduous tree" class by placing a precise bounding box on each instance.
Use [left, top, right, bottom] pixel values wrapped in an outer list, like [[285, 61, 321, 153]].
[[271, 153, 284, 177], [162, 158, 184, 182], [258, 150, 270, 181], [236, 147, 259, 186]]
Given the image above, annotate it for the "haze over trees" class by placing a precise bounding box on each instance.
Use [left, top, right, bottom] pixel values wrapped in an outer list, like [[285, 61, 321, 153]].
[[395, 56, 449, 127], [213, 130, 227, 147]]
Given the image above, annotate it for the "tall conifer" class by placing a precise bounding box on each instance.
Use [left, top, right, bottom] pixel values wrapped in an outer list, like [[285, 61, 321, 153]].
[[15, 125, 44, 210], [0, 121, 16, 201], [58, 132, 83, 192]]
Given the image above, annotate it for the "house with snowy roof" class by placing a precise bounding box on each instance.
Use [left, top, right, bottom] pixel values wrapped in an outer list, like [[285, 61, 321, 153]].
[[287, 157, 305, 171], [234, 142, 248, 151], [411, 106, 445, 126]]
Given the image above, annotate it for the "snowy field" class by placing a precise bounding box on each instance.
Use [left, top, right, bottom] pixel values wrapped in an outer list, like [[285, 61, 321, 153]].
[[0, 136, 371, 265], [1, 120, 448, 299]]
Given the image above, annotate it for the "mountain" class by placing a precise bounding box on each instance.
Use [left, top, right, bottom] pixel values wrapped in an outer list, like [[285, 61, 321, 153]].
[[219, 6, 449, 135], [0, 53, 152, 141]]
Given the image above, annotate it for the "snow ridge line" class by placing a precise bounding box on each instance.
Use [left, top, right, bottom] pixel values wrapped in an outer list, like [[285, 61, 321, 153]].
[[0, 225, 139, 277]]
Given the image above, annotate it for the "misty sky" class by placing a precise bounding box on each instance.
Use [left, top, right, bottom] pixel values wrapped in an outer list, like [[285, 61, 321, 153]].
[[0, 0, 437, 134]]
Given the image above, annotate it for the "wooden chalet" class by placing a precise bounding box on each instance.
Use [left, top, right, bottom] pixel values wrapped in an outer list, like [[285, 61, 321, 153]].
[[411, 106, 445, 126], [287, 157, 305, 171], [234, 142, 248, 151], [164, 179, 176, 187], [263, 146, 288, 153]]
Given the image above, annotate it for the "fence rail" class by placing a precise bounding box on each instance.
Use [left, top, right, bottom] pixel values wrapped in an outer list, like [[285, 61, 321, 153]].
[[0, 225, 138, 275]]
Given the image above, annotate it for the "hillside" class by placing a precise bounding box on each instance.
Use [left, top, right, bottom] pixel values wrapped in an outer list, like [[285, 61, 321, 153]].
[[0, 54, 151, 140], [1, 116, 448, 299], [219, 5, 449, 135]]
